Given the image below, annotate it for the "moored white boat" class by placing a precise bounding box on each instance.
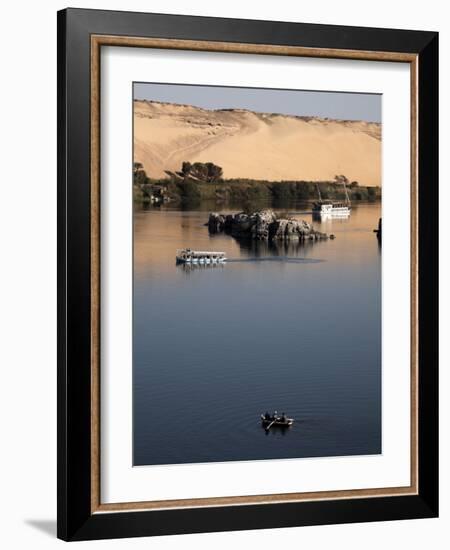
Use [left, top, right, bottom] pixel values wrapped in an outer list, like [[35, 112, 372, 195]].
[[312, 182, 351, 217], [313, 202, 351, 217]]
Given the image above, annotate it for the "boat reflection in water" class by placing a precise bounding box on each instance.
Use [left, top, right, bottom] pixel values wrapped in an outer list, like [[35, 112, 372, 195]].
[[312, 209, 350, 222], [178, 261, 226, 273]]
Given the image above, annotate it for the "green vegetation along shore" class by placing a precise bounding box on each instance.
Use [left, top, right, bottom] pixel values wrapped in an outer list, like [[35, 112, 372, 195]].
[[133, 162, 381, 207]]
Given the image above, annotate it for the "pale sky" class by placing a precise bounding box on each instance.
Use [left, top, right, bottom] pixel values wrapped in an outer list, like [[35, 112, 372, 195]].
[[133, 82, 381, 123]]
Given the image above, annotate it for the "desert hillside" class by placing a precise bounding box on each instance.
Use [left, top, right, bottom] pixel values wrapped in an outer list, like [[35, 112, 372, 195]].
[[134, 100, 381, 186]]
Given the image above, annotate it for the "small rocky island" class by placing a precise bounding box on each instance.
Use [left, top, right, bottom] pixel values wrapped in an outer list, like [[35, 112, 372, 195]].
[[208, 210, 330, 241]]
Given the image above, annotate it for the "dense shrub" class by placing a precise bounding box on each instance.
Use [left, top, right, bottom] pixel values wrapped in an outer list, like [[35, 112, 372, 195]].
[[180, 161, 223, 182]]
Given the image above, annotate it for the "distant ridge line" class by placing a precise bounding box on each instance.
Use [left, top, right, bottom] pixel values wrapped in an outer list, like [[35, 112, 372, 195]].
[[133, 99, 382, 127]]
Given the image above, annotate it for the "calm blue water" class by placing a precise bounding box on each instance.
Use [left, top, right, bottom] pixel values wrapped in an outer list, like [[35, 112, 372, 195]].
[[133, 203, 381, 466]]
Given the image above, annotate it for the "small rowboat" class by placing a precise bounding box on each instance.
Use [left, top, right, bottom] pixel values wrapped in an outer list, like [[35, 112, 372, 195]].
[[261, 412, 294, 430]]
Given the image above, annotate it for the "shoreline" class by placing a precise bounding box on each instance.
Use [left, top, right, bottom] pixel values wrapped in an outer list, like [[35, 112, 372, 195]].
[[133, 178, 381, 206]]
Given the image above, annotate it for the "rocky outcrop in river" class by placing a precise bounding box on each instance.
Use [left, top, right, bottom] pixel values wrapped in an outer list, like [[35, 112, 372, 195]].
[[208, 210, 329, 241]]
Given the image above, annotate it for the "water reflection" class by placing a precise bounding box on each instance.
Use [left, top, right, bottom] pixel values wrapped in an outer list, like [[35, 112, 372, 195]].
[[264, 425, 291, 437], [235, 236, 326, 257], [312, 211, 350, 223], [177, 262, 227, 274]]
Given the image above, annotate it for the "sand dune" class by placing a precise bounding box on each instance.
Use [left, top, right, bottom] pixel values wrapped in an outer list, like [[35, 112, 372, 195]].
[[134, 100, 381, 186]]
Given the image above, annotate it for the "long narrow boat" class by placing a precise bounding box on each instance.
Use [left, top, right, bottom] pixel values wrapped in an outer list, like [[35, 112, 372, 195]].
[[176, 248, 227, 264]]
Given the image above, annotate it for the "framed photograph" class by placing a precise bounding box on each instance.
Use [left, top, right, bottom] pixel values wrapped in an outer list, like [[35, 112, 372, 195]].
[[57, 8, 438, 541]]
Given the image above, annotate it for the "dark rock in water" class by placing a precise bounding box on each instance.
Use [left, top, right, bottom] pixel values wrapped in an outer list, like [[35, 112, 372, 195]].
[[207, 209, 329, 241], [374, 218, 382, 241], [208, 212, 227, 233], [250, 210, 276, 240]]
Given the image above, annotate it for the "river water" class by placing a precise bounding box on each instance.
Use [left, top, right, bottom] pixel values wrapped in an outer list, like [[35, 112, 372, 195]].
[[133, 202, 382, 466]]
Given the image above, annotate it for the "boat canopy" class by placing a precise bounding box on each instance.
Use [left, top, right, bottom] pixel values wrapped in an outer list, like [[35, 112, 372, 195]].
[[177, 249, 226, 257]]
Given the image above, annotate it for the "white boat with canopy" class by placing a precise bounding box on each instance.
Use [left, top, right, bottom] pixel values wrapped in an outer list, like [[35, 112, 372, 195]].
[[176, 249, 227, 264]]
